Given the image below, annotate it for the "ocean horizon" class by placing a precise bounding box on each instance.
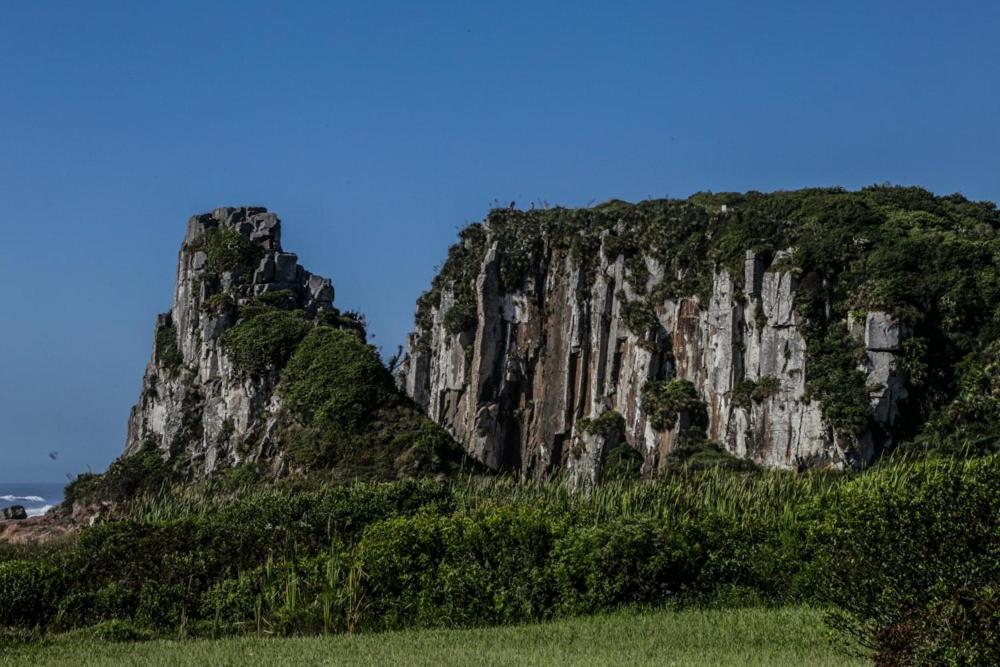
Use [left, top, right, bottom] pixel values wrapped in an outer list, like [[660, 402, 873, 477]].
[[1, 481, 65, 517]]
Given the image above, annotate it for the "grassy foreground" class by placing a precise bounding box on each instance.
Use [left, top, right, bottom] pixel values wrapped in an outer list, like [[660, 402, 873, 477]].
[[1, 606, 862, 667]]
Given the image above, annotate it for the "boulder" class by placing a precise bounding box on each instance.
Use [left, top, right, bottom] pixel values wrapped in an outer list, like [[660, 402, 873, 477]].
[[3, 505, 28, 520]]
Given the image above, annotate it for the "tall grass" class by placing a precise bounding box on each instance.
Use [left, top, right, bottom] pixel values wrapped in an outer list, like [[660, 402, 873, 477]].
[[119, 465, 845, 530]]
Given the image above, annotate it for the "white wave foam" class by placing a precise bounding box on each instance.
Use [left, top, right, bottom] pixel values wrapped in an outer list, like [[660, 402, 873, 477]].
[[1, 495, 46, 503], [26, 505, 54, 517]]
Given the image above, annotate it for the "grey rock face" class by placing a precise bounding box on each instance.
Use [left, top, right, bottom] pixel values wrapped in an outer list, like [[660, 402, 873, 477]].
[[125, 207, 335, 477], [399, 240, 909, 477]]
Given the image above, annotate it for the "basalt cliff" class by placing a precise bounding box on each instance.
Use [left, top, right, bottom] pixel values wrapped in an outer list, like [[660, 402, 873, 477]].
[[124, 207, 466, 482], [398, 188, 1000, 482]]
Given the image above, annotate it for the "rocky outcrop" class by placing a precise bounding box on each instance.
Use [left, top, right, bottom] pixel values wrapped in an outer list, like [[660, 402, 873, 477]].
[[125, 207, 334, 477], [2, 506, 27, 521], [398, 225, 909, 480]]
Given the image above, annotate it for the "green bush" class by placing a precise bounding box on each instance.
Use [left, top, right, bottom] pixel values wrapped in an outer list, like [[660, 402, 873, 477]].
[[64, 442, 177, 505], [220, 309, 312, 376], [200, 292, 234, 315], [817, 457, 1000, 665], [192, 226, 264, 275], [154, 323, 183, 371], [663, 441, 757, 474], [0, 560, 64, 628], [550, 519, 700, 614], [602, 442, 643, 481], [443, 295, 477, 335], [278, 326, 399, 465], [641, 379, 705, 432], [621, 299, 659, 339], [729, 376, 784, 412], [579, 410, 625, 440], [355, 508, 556, 630]]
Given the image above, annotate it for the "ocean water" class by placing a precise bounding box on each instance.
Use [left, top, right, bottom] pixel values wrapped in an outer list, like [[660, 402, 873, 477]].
[[1, 482, 65, 517]]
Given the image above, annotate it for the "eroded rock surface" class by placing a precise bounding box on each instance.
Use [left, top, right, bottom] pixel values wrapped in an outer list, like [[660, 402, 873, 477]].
[[399, 236, 907, 480]]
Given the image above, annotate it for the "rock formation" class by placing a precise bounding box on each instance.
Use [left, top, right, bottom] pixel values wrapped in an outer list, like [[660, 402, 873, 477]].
[[125, 207, 466, 481], [125, 207, 335, 476], [397, 194, 926, 482]]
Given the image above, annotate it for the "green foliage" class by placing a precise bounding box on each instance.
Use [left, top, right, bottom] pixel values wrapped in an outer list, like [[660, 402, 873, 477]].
[[579, 410, 624, 440], [414, 224, 488, 338], [816, 456, 1000, 665], [219, 310, 312, 376], [906, 339, 1000, 457], [641, 379, 705, 432], [256, 289, 297, 310], [64, 443, 177, 506], [662, 441, 758, 475], [200, 292, 234, 315], [277, 326, 399, 466], [191, 226, 263, 275], [354, 507, 555, 630], [753, 376, 781, 400], [443, 296, 476, 335], [154, 324, 183, 371], [800, 324, 871, 435], [621, 299, 659, 340], [730, 379, 756, 410], [601, 442, 643, 482], [729, 377, 782, 411], [0, 560, 64, 628], [550, 519, 699, 615], [5, 457, 996, 663]]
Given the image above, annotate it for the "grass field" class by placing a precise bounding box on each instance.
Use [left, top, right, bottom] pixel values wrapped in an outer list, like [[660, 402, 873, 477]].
[[1, 606, 864, 667]]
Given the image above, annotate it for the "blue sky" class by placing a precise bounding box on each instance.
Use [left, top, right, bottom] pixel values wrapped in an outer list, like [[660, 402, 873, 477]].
[[1, 1, 998, 483]]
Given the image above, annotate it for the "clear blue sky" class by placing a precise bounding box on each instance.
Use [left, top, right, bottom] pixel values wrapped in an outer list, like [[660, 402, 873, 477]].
[[1, 1, 998, 483]]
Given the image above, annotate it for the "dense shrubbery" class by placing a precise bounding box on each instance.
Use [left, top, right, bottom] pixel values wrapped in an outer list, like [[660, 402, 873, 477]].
[[213, 314, 477, 478], [4, 456, 995, 664], [219, 309, 313, 376], [818, 456, 1000, 665]]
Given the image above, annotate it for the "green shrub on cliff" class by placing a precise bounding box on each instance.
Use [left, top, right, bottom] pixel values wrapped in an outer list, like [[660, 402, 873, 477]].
[[154, 324, 183, 372], [279, 326, 395, 431], [219, 309, 312, 376], [64, 442, 178, 506], [191, 226, 264, 275], [641, 379, 705, 432]]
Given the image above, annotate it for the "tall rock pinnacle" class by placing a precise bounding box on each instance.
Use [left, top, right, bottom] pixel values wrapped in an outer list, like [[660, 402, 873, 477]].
[[125, 207, 335, 475]]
